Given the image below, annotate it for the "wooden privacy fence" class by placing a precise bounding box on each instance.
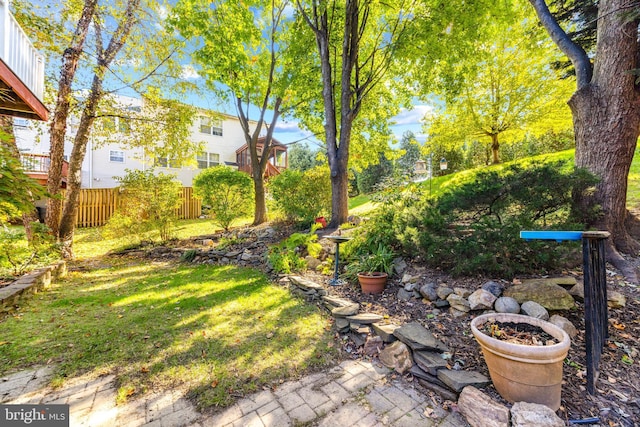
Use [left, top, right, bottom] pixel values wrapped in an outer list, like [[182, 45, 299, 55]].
[[73, 187, 202, 228]]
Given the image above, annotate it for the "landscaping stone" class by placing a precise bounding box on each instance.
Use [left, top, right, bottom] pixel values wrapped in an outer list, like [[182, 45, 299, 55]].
[[290, 275, 324, 291], [419, 283, 438, 301], [363, 336, 384, 356], [401, 273, 413, 283], [608, 290, 627, 308], [504, 281, 574, 310], [454, 287, 472, 298], [436, 370, 490, 392], [335, 318, 350, 332], [468, 289, 497, 311], [510, 401, 564, 427], [371, 323, 399, 343], [437, 286, 454, 300], [346, 313, 384, 324], [305, 256, 322, 270], [404, 282, 418, 292], [569, 282, 585, 302], [458, 386, 509, 427], [202, 239, 214, 246], [549, 314, 577, 338], [412, 350, 448, 375], [446, 294, 471, 313], [494, 296, 520, 314], [521, 277, 577, 289], [409, 365, 448, 387], [520, 301, 549, 320], [379, 341, 413, 374], [348, 331, 367, 347], [322, 295, 357, 308], [417, 378, 458, 402], [394, 321, 449, 353], [434, 299, 450, 309], [393, 258, 408, 275], [481, 281, 504, 298], [397, 288, 414, 301], [331, 304, 360, 317]]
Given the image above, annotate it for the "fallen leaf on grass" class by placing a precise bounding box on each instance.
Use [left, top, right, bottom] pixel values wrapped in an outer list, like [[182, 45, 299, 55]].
[[612, 322, 626, 330], [140, 366, 149, 373], [0, 341, 10, 346], [211, 380, 219, 388]]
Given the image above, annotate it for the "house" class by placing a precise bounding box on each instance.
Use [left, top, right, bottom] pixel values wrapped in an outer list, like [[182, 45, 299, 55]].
[[14, 95, 288, 188], [0, 0, 48, 121], [236, 136, 288, 178]]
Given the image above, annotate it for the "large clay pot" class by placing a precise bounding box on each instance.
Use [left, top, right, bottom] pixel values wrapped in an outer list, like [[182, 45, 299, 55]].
[[470, 313, 571, 411], [357, 272, 387, 294]]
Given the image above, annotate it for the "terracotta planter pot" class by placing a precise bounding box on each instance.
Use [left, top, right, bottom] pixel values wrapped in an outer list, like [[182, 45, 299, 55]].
[[470, 313, 571, 411], [357, 272, 387, 294]]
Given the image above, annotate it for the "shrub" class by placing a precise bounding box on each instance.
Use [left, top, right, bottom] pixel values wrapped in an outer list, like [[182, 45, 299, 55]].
[[269, 166, 331, 224], [193, 166, 253, 231], [0, 223, 58, 276], [347, 160, 597, 278], [268, 225, 322, 274], [103, 169, 182, 242]]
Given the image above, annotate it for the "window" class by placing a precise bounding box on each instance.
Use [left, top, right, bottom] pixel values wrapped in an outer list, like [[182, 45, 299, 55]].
[[155, 156, 178, 168], [197, 152, 220, 169], [109, 150, 125, 163], [199, 117, 223, 136], [13, 118, 28, 127]]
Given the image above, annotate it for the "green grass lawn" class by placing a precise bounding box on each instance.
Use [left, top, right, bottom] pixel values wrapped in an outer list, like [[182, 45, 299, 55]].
[[0, 257, 337, 408]]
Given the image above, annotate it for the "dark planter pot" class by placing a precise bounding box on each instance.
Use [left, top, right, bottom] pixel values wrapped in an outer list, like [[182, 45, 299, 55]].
[[470, 313, 571, 411], [357, 272, 388, 294]]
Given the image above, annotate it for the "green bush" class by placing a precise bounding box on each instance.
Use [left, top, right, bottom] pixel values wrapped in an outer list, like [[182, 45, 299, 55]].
[[268, 226, 322, 274], [193, 166, 253, 231], [347, 160, 597, 278], [0, 223, 58, 277], [269, 166, 331, 224], [103, 169, 182, 243]]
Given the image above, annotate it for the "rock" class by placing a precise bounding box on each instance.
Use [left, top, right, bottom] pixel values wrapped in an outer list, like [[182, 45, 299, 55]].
[[394, 321, 449, 353], [569, 281, 585, 302], [202, 239, 214, 246], [335, 318, 350, 332], [450, 308, 468, 318], [437, 370, 490, 392], [257, 227, 275, 239], [348, 331, 367, 347], [410, 365, 449, 388], [549, 314, 577, 338], [331, 304, 360, 317], [372, 323, 399, 343], [404, 282, 418, 292], [401, 273, 413, 283], [481, 281, 504, 298], [322, 295, 357, 308], [458, 386, 510, 427], [454, 287, 472, 298], [494, 297, 520, 314], [363, 336, 384, 356], [379, 341, 413, 374], [608, 290, 626, 308], [397, 288, 414, 301], [437, 286, 454, 300], [419, 283, 439, 301], [417, 378, 458, 402], [447, 294, 471, 312], [434, 299, 450, 309], [413, 350, 448, 375], [290, 276, 324, 291], [510, 401, 564, 427], [521, 277, 576, 289], [504, 282, 574, 310], [520, 301, 549, 320], [393, 258, 408, 275], [346, 313, 384, 324], [468, 289, 497, 311], [304, 256, 322, 270]]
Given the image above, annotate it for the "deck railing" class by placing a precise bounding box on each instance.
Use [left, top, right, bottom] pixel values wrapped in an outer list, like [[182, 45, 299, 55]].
[[0, 0, 46, 102], [20, 153, 68, 177]]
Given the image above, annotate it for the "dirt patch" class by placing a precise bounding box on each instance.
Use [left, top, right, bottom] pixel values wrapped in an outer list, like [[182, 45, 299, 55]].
[[478, 321, 560, 346]]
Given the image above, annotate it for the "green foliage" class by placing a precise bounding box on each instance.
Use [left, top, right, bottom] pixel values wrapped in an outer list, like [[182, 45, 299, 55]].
[[268, 225, 322, 274], [397, 132, 423, 178], [344, 243, 395, 281], [0, 223, 58, 277], [288, 143, 324, 172], [103, 169, 182, 243], [193, 166, 254, 231], [180, 249, 197, 262], [269, 166, 331, 224], [350, 159, 598, 278], [356, 153, 395, 195], [0, 143, 45, 223]]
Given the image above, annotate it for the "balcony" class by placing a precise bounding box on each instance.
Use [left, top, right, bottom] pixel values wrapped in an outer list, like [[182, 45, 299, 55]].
[[0, 0, 48, 121], [20, 153, 68, 187], [236, 137, 288, 179]]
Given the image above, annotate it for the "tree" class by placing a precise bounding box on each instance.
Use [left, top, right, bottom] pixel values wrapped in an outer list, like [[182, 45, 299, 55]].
[[288, 143, 323, 172], [170, 0, 296, 226], [530, 0, 640, 281], [426, 13, 574, 165], [397, 131, 422, 178], [193, 166, 254, 232]]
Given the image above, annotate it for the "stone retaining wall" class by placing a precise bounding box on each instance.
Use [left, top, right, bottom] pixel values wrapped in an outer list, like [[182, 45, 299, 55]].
[[0, 261, 66, 312]]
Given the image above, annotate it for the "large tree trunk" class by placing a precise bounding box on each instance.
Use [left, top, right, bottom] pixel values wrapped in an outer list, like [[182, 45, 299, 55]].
[[490, 134, 500, 164], [45, 0, 98, 238]]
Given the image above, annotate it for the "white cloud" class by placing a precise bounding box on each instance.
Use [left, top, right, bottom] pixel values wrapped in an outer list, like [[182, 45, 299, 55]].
[[392, 105, 434, 125], [274, 121, 304, 133], [181, 65, 200, 80]]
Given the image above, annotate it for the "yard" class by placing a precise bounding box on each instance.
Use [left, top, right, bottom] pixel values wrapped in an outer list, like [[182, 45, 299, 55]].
[[0, 221, 339, 409]]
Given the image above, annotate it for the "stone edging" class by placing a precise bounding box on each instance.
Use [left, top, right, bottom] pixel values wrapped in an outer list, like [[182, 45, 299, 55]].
[[0, 261, 67, 312]]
